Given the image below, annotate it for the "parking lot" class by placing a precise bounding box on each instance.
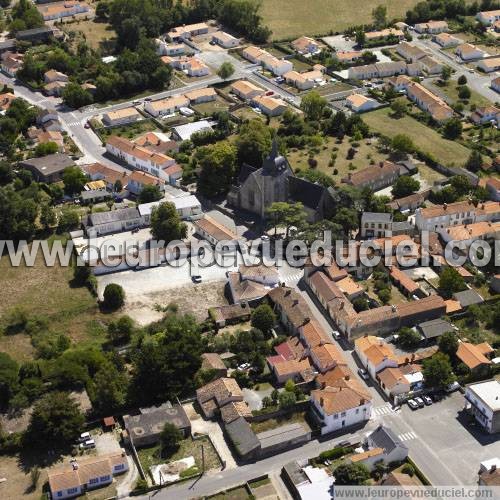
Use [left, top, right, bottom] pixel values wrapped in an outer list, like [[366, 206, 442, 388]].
[[384, 391, 500, 485]]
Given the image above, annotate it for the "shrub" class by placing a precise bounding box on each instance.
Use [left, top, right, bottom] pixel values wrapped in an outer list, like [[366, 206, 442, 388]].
[[319, 446, 348, 461], [402, 463, 415, 476], [102, 283, 125, 311]]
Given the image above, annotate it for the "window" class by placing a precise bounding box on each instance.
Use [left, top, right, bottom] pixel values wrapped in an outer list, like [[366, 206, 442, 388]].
[[115, 464, 124, 471], [68, 488, 78, 494], [89, 478, 99, 485], [341, 412, 346, 417], [356, 408, 359, 414], [248, 190, 255, 206], [57, 493, 63, 498], [100, 476, 111, 482], [334, 414, 338, 419]]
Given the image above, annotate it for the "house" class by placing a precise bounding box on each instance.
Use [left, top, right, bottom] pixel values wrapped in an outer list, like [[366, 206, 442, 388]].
[[102, 107, 141, 127], [196, 377, 244, 419], [291, 36, 319, 54], [365, 28, 405, 42], [311, 381, 372, 435], [155, 39, 185, 56], [28, 128, 65, 152], [282, 461, 335, 500], [419, 55, 443, 75], [48, 451, 128, 499], [396, 42, 426, 63], [465, 379, 500, 433], [175, 56, 210, 77], [310, 343, 345, 373], [242, 45, 266, 63], [386, 74, 413, 93], [227, 271, 272, 304], [123, 402, 190, 448], [167, 22, 209, 41], [363, 425, 409, 465], [415, 200, 500, 231], [406, 82, 453, 122], [0, 92, 16, 112], [209, 303, 251, 328], [268, 286, 312, 335], [418, 318, 454, 343], [44, 69, 69, 84], [133, 132, 178, 156], [19, 153, 75, 183], [1, 52, 24, 76], [201, 353, 227, 378], [82, 163, 129, 191], [85, 207, 141, 237], [259, 54, 293, 76], [354, 336, 398, 380], [456, 43, 486, 61], [212, 31, 239, 48], [342, 161, 400, 190], [477, 57, 500, 73], [251, 95, 287, 116], [479, 467, 500, 486], [335, 51, 363, 63], [194, 215, 239, 246], [106, 135, 176, 179], [144, 95, 189, 117], [38, 1, 90, 21], [284, 70, 323, 91], [438, 220, 500, 247], [433, 32, 461, 47], [360, 212, 393, 238], [414, 20, 448, 34], [37, 108, 62, 131], [388, 265, 420, 298], [486, 177, 500, 201], [44, 80, 67, 97], [184, 87, 217, 104], [16, 26, 58, 43], [126, 170, 164, 196], [138, 195, 201, 224], [457, 341, 494, 372], [231, 80, 265, 100], [476, 9, 500, 25], [171, 120, 213, 141], [470, 105, 499, 125], [345, 93, 378, 113]]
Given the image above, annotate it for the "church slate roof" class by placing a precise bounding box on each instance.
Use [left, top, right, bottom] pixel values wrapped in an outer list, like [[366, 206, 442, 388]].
[[288, 176, 327, 210]]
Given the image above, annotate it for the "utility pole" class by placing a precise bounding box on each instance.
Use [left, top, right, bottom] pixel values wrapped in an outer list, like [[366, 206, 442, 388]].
[[201, 443, 205, 475]]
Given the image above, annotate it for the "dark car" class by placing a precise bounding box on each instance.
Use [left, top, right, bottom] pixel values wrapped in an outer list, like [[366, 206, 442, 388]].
[[191, 275, 202, 283], [358, 368, 369, 380]]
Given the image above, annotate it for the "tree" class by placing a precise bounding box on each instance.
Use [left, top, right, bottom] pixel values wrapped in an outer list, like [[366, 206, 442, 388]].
[[458, 85, 471, 100], [265, 201, 307, 238], [91, 362, 127, 414], [300, 91, 327, 121], [377, 288, 391, 304], [73, 263, 92, 285], [62, 83, 93, 109], [457, 74, 467, 85], [30, 467, 41, 489], [278, 390, 296, 409], [251, 304, 276, 334], [442, 118, 462, 140], [62, 166, 87, 195], [217, 62, 235, 80], [438, 331, 459, 358], [372, 4, 387, 28], [25, 392, 84, 447], [390, 98, 407, 118], [391, 134, 414, 157], [150, 201, 187, 243], [422, 352, 456, 390], [160, 422, 182, 455], [137, 184, 162, 204], [107, 316, 134, 344], [392, 176, 420, 198], [102, 283, 125, 311], [235, 120, 272, 167], [0, 353, 19, 410], [398, 327, 422, 349], [441, 65, 452, 82], [40, 203, 56, 230], [95, 1, 109, 19], [334, 462, 370, 485], [58, 209, 80, 232], [197, 141, 237, 197], [439, 267, 466, 299], [464, 150, 483, 172], [355, 30, 366, 48], [34, 141, 58, 157]]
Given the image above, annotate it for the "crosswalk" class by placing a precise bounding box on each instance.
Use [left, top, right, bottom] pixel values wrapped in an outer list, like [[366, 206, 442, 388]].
[[372, 404, 394, 417], [398, 431, 418, 442], [283, 270, 303, 285], [66, 120, 83, 127]]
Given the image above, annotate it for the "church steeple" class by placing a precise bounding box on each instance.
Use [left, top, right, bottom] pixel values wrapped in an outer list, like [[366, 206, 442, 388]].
[[263, 137, 285, 174]]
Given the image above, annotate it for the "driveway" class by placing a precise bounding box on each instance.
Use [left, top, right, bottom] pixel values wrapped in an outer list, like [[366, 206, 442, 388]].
[[242, 384, 275, 411], [94, 430, 122, 455]]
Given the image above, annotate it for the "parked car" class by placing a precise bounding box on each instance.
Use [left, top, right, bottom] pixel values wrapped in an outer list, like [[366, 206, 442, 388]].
[[332, 330, 341, 340], [191, 275, 202, 283], [79, 439, 95, 449], [84, 121, 90, 129], [446, 381, 460, 393], [423, 395, 433, 406], [414, 397, 425, 408], [265, 90, 274, 96], [358, 368, 369, 380], [407, 399, 419, 410], [209, 40, 216, 45], [237, 363, 251, 371], [144, 97, 152, 101], [78, 432, 91, 443]]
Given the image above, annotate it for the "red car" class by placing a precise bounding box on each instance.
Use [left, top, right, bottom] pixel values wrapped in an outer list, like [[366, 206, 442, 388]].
[[265, 90, 274, 96]]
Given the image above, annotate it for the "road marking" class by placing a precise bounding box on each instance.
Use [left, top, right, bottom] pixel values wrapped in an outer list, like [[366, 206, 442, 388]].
[[398, 431, 417, 441], [372, 404, 394, 416], [67, 121, 83, 127]]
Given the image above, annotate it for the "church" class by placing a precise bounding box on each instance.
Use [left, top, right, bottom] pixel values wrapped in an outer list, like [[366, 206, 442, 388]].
[[227, 140, 334, 222]]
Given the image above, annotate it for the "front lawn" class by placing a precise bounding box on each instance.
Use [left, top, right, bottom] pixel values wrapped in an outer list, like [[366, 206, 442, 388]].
[[99, 119, 159, 140], [363, 107, 472, 166]]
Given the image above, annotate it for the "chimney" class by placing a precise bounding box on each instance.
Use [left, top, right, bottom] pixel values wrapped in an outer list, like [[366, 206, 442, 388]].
[[340, 302, 344, 310], [285, 289, 291, 296], [443, 203, 448, 210], [320, 397, 324, 407], [293, 299, 299, 306], [345, 374, 350, 381], [447, 229, 450, 234]]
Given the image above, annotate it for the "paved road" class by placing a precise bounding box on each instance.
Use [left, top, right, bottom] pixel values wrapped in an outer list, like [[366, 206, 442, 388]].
[[412, 37, 499, 103]]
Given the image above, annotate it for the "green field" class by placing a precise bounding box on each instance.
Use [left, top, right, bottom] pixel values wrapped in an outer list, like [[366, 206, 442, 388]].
[[259, 0, 420, 40], [363, 107, 472, 167]]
